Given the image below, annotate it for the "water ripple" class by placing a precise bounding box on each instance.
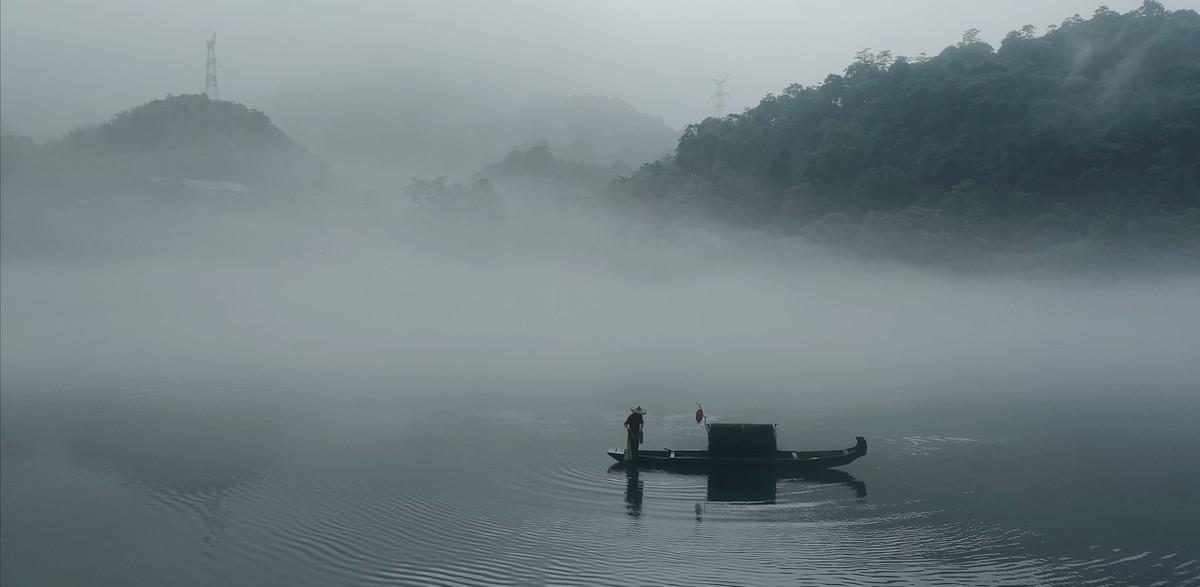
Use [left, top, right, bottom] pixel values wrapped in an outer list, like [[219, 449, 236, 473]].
[[123, 456, 1197, 587]]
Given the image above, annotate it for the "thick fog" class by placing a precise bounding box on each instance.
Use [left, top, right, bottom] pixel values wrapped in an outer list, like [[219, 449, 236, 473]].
[[2, 0, 1198, 412], [5, 5, 1200, 587], [1, 0, 1150, 139], [3, 197, 1197, 418]]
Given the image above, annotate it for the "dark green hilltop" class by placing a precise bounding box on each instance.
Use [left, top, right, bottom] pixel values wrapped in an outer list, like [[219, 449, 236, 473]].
[[1, 94, 332, 195], [608, 1, 1200, 267]]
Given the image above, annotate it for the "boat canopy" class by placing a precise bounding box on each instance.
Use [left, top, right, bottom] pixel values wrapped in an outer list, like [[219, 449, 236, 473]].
[[707, 423, 777, 457]]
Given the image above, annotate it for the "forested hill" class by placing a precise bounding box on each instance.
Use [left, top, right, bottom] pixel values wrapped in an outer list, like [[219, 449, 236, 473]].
[[1, 94, 332, 194], [612, 1, 1200, 264]]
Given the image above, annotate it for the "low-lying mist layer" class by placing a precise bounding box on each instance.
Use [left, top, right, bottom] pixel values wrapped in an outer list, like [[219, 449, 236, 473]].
[[3, 193, 1197, 412]]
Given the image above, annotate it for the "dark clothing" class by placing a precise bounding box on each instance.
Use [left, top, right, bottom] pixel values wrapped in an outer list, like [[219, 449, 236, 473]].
[[627, 429, 640, 458], [624, 413, 645, 459]]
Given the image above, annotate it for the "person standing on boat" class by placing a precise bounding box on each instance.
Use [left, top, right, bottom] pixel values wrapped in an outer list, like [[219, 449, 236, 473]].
[[624, 406, 646, 460]]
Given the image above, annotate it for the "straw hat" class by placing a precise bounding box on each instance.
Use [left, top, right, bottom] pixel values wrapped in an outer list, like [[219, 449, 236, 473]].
[[631, 406, 647, 415]]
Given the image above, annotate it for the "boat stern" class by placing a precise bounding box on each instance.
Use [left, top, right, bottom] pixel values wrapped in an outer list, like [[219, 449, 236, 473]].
[[854, 436, 868, 455]]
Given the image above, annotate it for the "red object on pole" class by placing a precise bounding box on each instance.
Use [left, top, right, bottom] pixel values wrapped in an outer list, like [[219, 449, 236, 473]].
[[695, 406, 705, 424]]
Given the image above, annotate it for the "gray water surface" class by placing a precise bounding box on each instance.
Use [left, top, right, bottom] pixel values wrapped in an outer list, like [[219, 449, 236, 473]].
[[3, 239, 1199, 586], [3, 382, 1197, 587]]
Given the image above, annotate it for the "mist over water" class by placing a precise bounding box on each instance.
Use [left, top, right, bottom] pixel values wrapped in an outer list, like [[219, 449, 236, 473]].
[[5, 199, 1197, 402], [4, 1, 1200, 584], [3, 197, 1199, 586]]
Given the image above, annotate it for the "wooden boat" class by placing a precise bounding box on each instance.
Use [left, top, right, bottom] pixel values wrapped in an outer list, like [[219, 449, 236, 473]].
[[607, 423, 866, 471]]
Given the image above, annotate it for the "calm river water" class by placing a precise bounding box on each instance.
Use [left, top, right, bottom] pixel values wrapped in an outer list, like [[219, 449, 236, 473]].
[[2, 381, 1197, 586]]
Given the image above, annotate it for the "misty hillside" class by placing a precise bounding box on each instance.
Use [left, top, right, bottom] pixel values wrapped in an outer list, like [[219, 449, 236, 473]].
[[523, 94, 679, 169], [1, 94, 332, 194], [613, 2, 1200, 262], [269, 82, 677, 182], [476, 142, 628, 187]]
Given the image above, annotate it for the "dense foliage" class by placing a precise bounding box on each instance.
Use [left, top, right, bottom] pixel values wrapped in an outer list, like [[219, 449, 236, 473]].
[[399, 177, 507, 255], [403, 176, 505, 223], [1, 94, 331, 194], [612, 2, 1200, 264], [477, 142, 628, 186]]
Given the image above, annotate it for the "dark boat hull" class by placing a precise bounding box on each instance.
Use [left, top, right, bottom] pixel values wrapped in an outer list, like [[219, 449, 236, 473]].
[[606, 436, 867, 471]]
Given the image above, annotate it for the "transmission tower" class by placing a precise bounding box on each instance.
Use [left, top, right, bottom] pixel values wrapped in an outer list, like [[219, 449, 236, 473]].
[[711, 74, 730, 116], [205, 34, 219, 100]]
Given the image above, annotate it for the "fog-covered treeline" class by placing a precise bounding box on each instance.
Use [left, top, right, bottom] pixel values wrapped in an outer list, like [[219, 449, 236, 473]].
[[612, 1, 1200, 265], [1, 94, 331, 195], [3, 2, 1198, 272]]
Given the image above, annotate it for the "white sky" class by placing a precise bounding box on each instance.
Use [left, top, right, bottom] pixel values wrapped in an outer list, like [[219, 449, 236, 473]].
[[1, 0, 1177, 138]]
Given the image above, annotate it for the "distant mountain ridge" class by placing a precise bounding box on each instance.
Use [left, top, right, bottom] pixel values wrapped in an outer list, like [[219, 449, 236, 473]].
[[520, 94, 678, 169], [267, 81, 678, 182]]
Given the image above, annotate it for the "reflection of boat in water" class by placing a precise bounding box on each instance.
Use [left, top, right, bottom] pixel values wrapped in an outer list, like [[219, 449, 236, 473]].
[[707, 468, 867, 502], [607, 423, 867, 472], [611, 465, 867, 504]]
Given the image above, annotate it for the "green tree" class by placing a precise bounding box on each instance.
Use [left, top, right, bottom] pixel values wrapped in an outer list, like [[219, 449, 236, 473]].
[[609, 3, 1200, 265]]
